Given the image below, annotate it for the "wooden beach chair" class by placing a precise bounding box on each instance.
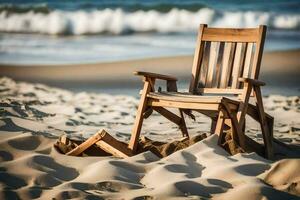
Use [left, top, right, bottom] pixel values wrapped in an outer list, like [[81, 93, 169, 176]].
[[66, 24, 274, 159], [129, 24, 273, 159]]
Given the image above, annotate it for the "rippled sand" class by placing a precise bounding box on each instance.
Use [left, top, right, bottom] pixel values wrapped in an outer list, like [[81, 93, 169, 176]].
[[0, 77, 299, 199]]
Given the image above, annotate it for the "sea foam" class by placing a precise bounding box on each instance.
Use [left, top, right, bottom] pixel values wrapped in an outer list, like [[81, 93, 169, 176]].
[[0, 8, 299, 35]]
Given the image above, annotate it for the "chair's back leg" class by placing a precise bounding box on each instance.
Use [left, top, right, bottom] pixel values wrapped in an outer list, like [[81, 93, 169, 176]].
[[179, 109, 189, 138], [128, 81, 151, 153], [253, 86, 274, 159]]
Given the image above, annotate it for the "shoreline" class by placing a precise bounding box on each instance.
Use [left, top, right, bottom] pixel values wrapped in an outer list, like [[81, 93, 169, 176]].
[[1, 50, 299, 79], [0, 49, 299, 96]]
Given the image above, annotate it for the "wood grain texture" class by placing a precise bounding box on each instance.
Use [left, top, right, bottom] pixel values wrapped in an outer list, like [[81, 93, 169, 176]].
[[243, 43, 254, 78], [251, 25, 267, 79], [128, 81, 151, 152], [220, 42, 235, 88], [198, 41, 210, 88], [189, 24, 207, 93], [206, 42, 220, 87], [231, 43, 243, 88], [202, 28, 259, 42], [134, 71, 177, 81]]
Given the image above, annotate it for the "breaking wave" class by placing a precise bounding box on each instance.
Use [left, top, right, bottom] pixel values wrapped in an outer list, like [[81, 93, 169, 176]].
[[0, 8, 299, 35]]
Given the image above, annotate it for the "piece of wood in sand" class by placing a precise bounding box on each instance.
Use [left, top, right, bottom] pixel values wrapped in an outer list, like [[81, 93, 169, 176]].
[[66, 130, 105, 156], [96, 130, 133, 158]]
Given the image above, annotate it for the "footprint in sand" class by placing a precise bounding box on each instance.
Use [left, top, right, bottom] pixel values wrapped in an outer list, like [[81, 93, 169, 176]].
[[0, 151, 13, 161], [0, 172, 27, 189], [70, 181, 142, 193], [8, 135, 41, 151], [29, 155, 79, 187], [175, 180, 229, 197]]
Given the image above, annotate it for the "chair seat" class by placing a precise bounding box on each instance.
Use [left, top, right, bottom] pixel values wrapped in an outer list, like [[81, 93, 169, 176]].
[[147, 92, 239, 104]]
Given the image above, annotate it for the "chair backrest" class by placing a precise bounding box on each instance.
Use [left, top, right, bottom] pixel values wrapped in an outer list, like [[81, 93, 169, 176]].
[[189, 24, 266, 95]]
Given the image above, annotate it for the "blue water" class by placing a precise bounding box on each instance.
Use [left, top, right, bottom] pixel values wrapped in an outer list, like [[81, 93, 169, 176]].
[[1, 0, 299, 13], [0, 0, 299, 64]]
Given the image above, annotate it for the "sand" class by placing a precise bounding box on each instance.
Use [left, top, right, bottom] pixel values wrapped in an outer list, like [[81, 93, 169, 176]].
[[0, 77, 299, 199]]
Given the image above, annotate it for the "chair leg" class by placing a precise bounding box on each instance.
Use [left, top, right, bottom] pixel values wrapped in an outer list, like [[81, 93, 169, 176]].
[[210, 118, 217, 135], [253, 86, 274, 159], [222, 101, 246, 150], [179, 109, 189, 138], [128, 81, 151, 153], [214, 109, 225, 145]]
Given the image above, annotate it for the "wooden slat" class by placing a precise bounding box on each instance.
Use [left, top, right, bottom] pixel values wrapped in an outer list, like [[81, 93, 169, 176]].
[[214, 42, 225, 88], [149, 99, 220, 110], [66, 130, 132, 158], [202, 28, 259, 42], [153, 107, 182, 125], [134, 71, 177, 81], [143, 107, 153, 118], [251, 25, 267, 79], [243, 43, 254, 78], [189, 24, 207, 93], [155, 106, 189, 138], [220, 42, 236, 88], [206, 42, 220, 88], [197, 88, 244, 95], [148, 92, 223, 103], [96, 131, 133, 158], [66, 130, 104, 156], [195, 110, 219, 118], [198, 41, 210, 88], [238, 43, 247, 88], [246, 103, 273, 125], [231, 43, 243, 88]]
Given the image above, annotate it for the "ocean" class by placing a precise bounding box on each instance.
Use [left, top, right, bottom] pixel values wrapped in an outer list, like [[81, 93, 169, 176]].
[[0, 0, 300, 65]]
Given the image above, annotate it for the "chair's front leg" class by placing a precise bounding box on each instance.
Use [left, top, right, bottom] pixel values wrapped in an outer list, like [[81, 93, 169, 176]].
[[237, 81, 253, 126], [128, 80, 151, 153], [179, 109, 189, 138], [221, 100, 246, 150]]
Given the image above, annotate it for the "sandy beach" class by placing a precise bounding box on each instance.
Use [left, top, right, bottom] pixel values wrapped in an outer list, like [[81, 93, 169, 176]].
[[0, 74, 299, 199], [1, 1, 300, 199]]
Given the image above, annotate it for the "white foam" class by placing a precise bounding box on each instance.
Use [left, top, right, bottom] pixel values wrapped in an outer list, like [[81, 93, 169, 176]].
[[0, 8, 299, 35]]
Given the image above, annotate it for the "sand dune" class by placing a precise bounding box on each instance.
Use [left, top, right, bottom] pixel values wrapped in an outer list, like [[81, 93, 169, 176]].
[[1, 133, 299, 199], [0, 77, 300, 199]]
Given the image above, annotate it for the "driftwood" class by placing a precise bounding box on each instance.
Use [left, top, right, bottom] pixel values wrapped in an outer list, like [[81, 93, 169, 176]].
[[55, 131, 208, 158]]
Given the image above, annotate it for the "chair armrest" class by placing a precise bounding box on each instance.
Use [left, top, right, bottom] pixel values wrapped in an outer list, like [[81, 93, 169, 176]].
[[134, 71, 178, 81], [238, 78, 266, 86]]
